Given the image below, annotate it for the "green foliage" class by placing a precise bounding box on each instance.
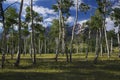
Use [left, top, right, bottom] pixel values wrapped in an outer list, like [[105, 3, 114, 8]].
[[5, 7, 18, 27], [111, 8, 120, 27], [89, 9, 103, 30], [79, 3, 90, 14], [25, 7, 31, 22], [107, 30, 116, 39], [25, 7, 43, 23], [25, 6, 44, 40], [52, 0, 74, 18], [96, 0, 112, 15], [49, 19, 59, 38]]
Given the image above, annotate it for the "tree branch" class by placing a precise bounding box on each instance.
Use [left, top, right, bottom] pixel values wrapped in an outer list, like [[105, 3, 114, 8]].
[[4, 1, 18, 12]]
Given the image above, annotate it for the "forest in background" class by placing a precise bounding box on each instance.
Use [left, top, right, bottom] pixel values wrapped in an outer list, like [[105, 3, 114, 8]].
[[0, 0, 120, 69]]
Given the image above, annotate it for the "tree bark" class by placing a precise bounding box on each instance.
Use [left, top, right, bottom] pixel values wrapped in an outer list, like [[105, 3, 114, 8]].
[[117, 33, 120, 57], [55, 37, 59, 61], [85, 30, 91, 60], [70, 0, 78, 62], [31, 0, 36, 64], [41, 40, 43, 54], [110, 37, 113, 54], [24, 38, 27, 55], [0, 2, 6, 68], [104, 19, 110, 58], [100, 28, 103, 56], [39, 39, 41, 54], [14, 0, 23, 66], [94, 30, 99, 64], [103, 1, 110, 58], [44, 39, 46, 54], [55, 1, 62, 61]]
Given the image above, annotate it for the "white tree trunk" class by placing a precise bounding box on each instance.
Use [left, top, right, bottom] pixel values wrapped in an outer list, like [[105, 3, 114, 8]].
[[110, 37, 113, 54], [70, 0, 78, 62], [94, 30, 99, 64], [117, 33, 120, 57]]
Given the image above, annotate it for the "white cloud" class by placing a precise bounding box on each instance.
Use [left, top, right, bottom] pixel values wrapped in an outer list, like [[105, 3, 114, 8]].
[[5, 0, 38, 5], [44, 16, 58, 22], [33, 5, 57, 17], [112, 0, 120, 9], [78, 19, 87, 25], [4, 0, 39, 18], [105, 18, 115, 31], [42, 16, 58, 27], [66, 16, 75, 24], [4, 0, 58, 28], [105, 17, 119, 33], [41, 22, 52, 27], [77, 18, 115, 32], [66, 17, 88, 26], [71, 0, 83, 10], [32, 5, 58, 27]]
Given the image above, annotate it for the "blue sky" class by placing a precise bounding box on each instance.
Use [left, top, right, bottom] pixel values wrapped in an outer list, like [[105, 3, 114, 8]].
[[2, 0, 97, 26], [1, 0, 120, 31]]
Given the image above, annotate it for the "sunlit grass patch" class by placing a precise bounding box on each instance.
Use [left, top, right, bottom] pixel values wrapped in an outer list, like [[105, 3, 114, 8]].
[[0, 53, 120, 80]]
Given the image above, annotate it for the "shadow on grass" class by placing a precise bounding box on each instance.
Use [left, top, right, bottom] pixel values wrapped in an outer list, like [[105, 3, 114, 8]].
[[0, 70, 120, 80], [0, 58, 120, 80]]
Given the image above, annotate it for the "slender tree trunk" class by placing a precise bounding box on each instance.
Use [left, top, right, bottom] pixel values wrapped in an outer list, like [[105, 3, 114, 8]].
[[117, 33, 120, 57], [30, 33, 32, 58], [85, 41, 89, 61], [70, 0, 78, 62], [44, 39, 46, 54], [24, 39, 27, 55], [55, 37, 59, 61], [31, 0, 36, 64], [39, 39, 41, 54], [14, 0, 23, 66], [94, 30, 99, 64], [104, 19, 110, 58], [40, 40, 43, 54], [11, 26, 14, 59], [61, 12, 68, 62], [65, 45, 69, 62], [110, 37, 113, 54], [0, 1, 6, 68], [61, 18, 65, 56], [6, 42, 8, 56], [100, 28, 103, 56], [103, 2, 110, 58], [55, 0, 62, 61], [85, 30, 91, 60]]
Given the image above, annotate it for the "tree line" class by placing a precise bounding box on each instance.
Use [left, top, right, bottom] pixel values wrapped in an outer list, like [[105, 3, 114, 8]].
[[0, 0, 120, 68]]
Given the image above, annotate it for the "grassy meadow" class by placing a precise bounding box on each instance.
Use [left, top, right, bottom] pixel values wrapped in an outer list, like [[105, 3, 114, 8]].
[[0, 53, 120, 80]]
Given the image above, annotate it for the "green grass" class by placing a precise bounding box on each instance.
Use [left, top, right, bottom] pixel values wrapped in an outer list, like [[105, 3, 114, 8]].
[[0, 53, 120, 80]]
